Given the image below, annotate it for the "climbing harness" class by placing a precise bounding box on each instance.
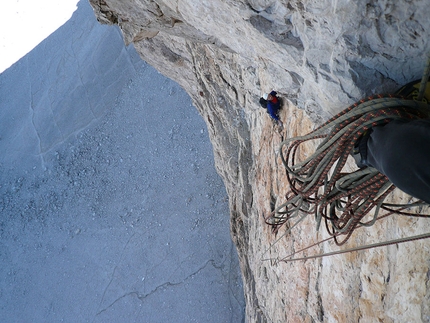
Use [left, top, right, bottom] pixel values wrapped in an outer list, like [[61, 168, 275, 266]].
[[264, 54, 430, 262]]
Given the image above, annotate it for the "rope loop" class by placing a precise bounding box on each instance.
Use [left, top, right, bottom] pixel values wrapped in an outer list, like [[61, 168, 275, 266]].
[[265, 79, 430, 247]]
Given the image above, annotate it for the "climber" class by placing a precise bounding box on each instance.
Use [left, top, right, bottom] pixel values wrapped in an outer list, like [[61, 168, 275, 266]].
[[261, 91, 284, 129], [353, 118, 430, 204], [351, 77, 430, 204]]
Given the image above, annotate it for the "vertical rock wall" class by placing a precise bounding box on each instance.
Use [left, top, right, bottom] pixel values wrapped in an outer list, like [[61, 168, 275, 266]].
[[89, 0, 430, 322]]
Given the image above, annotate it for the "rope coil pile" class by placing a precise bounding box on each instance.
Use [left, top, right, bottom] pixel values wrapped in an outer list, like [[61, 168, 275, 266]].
[[265, 55, 430, 256]]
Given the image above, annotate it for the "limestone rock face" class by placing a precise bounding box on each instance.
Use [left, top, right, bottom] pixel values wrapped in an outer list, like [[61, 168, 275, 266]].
[[89, 0, 430, 322]]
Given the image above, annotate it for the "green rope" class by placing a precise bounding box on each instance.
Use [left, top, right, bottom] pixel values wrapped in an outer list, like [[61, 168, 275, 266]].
[[278, 231, 430, 263], [418, 52, 430, 101], [265, 55, 430, 250]]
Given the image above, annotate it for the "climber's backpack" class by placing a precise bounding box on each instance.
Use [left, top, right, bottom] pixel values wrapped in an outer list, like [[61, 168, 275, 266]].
[[259, 97, 268, 109]]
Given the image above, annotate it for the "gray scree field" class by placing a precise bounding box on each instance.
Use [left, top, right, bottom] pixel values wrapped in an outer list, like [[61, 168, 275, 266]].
[[0, 1, 245, 322]]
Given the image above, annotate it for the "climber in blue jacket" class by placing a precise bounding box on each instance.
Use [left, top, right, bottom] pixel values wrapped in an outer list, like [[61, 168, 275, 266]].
[[262, 91, 284, 129]]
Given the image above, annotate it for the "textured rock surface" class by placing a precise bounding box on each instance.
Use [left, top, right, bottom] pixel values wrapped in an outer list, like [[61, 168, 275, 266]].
[[89, 0, 430, 322]]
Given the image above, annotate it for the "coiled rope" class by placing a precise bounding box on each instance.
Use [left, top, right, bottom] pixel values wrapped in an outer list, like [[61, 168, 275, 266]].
[[264, 55, 430, 261]]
